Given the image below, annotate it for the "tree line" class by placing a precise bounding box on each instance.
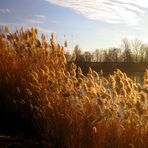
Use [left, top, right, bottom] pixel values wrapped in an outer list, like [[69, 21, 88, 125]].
[[65, 38, 148, 63]]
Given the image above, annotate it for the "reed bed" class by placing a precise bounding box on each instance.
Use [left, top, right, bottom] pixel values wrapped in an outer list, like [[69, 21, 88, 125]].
[[0, 27, 147, 148]]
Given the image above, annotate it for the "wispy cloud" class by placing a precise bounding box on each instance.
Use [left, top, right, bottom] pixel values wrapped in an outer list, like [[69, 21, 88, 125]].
[[0, 8, 13, 13], [51, 20, 63, 24], [45, 0, 148, 26], [0, 21, 28, 29], [36, 26, 53, 34], [0, 21, 53, 35], [19, 18, 44, 24], [34, 14, 46, 19]]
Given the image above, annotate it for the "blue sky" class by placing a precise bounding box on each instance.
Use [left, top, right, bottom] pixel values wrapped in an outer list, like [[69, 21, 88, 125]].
[[0, 0, 148, 51]]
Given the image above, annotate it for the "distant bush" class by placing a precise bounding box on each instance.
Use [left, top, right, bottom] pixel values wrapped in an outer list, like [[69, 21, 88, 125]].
[[0, 27, 147, 148]]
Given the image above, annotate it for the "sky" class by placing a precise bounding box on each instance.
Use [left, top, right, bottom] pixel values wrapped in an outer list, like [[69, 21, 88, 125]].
[[0, 0, 148, 51]]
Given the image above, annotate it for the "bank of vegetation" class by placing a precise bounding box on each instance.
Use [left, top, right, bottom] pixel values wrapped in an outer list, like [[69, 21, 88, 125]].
[[0, 27, 147, 147]]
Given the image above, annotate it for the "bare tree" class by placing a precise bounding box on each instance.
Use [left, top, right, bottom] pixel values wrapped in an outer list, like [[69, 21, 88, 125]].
[[121, 38, 133, 62], [73, 45, 84, 62], [132, 39, 142, 62], [94, 49, 100, 62], [142, 44, 148, 62], [83, 51, 92, 62], [121, 38, 131, 51]]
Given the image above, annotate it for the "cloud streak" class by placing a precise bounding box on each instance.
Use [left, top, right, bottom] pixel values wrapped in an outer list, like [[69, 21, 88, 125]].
[[36, 26, 53, 34], [0, 8, 12, 13], [19, 18, 44, 24], [45, 0, 148, 26], [0, 21, 53, 35], [34, 14, 46, 19]]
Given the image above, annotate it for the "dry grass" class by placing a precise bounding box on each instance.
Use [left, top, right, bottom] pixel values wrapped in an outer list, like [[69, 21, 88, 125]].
[[0, 27, 147, 148]]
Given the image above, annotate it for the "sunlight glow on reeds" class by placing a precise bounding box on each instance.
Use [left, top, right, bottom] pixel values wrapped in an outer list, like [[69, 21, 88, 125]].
[[0, 27, 147, 148]]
